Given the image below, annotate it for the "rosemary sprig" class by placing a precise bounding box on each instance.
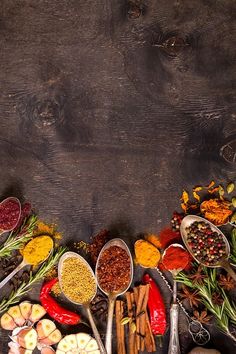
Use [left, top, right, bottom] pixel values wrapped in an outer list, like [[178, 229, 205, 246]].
[[176, 268, 236, 342], [0, 246, 66, 313], [0, 215, 37, 258]]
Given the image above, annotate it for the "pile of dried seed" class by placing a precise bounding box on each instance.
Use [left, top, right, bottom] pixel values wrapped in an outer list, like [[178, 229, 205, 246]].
[[61, 257, 96, 303], [186, 221, 227, 265]]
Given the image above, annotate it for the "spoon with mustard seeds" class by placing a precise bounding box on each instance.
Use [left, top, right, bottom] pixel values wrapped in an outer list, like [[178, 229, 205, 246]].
[[95, 238, 133, 354], [0, 235, 54, 290], [58, 251, 107, 354]]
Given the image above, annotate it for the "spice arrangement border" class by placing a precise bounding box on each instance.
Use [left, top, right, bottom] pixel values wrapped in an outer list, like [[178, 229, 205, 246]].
[[0, 181, 235, 354]]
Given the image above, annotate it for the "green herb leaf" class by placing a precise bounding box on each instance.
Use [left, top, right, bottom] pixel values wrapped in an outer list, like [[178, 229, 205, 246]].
[[227, 182, 235, 194]]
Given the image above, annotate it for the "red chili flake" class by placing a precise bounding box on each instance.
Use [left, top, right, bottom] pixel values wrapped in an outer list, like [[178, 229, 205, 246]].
[[97, 245, 131, 293], [88, 229, 109, 264]]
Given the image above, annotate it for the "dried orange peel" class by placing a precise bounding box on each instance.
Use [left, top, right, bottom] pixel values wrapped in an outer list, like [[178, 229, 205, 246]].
[[200, 199, 232, 225]]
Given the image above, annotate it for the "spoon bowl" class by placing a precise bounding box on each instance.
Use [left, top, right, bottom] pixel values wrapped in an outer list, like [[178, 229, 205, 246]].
[[58, 252, 107, 354], [162, 243, 189, 354], [96, 238, 133, 354], [96, 238, 133, 296], [0, 197, 21, 234], [180, 215, 236, 281], [0, 235, 54, 290]]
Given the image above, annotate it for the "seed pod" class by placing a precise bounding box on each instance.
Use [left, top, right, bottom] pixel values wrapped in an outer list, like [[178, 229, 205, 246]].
[[231, 212, 236, 223], [232, 197, 236, 208], [120, 317, 131, 325], [227, 182, 235, 194], [218, 185, 225, 198]]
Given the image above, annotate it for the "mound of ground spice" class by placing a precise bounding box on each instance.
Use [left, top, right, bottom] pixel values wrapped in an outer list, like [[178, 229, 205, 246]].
[[61, 257, 96, 304], [97, 245, 131, 293]]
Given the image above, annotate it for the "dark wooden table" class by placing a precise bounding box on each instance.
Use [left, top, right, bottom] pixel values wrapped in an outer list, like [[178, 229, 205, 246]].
[[1, 1, 236, 353]]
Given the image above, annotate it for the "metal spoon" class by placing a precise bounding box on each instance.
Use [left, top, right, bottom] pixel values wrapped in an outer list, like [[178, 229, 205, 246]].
[[58, 251, 107, 354], [0, 235, 53, 290], [0, 197, 21, 236], [180, 215, 236, 281], [162, 243, 190, 354], [95, 238, 133, 354]]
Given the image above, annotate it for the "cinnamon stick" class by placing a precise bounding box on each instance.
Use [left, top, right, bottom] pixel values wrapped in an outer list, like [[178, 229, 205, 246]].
[[145, 313, 156, 352], [125, 292, 135, 354], [115, 300, 122, 354], [120, 300, 126, 354], [133, 286, 140, 350], [130, 292, 138, 354]]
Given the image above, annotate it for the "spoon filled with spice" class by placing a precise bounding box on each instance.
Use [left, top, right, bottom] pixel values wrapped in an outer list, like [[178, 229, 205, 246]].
[[180, 215, 236, 281], [0, 235, 54, 290], [0, 197, 21, 236], [58, 251, 107, 354], [95, 238, 133, 354], [162, 243, 191, 354]]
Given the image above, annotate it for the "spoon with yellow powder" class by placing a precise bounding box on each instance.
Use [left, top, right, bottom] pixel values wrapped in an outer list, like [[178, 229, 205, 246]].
[[0, 235, 54, 290], [58, 252, 107, 354]]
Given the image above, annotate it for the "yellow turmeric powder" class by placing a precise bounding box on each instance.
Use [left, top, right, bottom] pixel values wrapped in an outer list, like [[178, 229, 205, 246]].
[[134, 239, 161, 268], [22, 235, 53, 266], [145, 234, 162, 248], [34, 220, 62, 240]]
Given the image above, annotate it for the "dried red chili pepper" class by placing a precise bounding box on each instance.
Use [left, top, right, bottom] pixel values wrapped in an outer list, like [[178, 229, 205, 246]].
[[143, 274, 167, 336], [40, 278, 81, 325]]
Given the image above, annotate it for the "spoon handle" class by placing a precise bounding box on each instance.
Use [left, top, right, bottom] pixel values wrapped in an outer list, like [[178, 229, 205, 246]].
[[168, 303, 181, 354], [85, 306, 107, 354], [105, 296, 116, 354], [221, 259, 236, 282], [0, 261, 26, 290]]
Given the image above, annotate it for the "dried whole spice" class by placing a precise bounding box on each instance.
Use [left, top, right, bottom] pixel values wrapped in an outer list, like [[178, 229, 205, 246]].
[[88, 229, 109, 264], [185, 221, 227, 265], [90, 293, 108, 321], [180, 286, 200, 308], [97, 245, 131, 293], [0, 198, 21, 231], [61, 257, 96, 304], [200, 199, 232, 225], [218, 274, 235, 291], [193, 310, 212, 325]]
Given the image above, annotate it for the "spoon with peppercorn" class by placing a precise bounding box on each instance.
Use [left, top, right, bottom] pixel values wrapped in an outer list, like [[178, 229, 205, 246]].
[[162, 243, 191, 354], [95, 238, 133, 354], [180, 215, 236, 281]]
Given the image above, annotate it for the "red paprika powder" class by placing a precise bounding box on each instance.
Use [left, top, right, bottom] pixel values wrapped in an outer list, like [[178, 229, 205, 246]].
[[162, 244, 190, 271]]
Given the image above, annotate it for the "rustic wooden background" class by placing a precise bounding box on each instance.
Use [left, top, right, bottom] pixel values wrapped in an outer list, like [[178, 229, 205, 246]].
[[1, 0, 236, 353]]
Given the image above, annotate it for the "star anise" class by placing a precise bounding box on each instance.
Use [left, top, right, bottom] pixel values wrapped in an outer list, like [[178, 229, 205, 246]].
[[180, 286, 200, 308], [212, 292, 224, 306], [218, 274, 235, 291], [189, 265, 207, 285], [193, 310, 212, 325]]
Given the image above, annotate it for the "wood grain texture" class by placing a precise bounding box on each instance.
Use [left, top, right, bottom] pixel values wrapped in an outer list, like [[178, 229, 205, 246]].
[[0, 0, 236, 353]]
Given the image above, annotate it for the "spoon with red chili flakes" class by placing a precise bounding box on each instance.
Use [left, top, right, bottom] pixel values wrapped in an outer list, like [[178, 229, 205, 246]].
[[96, 238, 133, 354], [0, 197, 21, 235]]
